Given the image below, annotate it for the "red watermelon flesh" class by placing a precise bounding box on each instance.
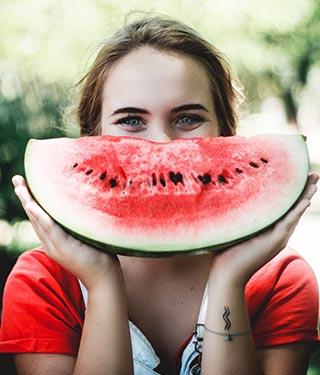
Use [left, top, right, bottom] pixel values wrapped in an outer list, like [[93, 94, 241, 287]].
[[24, 134, 309, 256]]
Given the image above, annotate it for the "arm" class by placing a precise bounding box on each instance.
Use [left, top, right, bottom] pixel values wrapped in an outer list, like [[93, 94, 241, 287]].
[[258, 342, 317, 375], [201, 173, 319, 375], [202, 279, 316, 375], [12, 176, 133, 375]]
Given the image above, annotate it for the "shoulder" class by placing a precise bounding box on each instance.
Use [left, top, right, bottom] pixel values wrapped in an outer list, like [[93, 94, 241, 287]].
[[246, 247, 319, 347], [10, 246, 67, 274], [4, 248, 82, 299], [247, 247, 318, 296], [3, 246, 84, 312], [0, 247, 84, 355]]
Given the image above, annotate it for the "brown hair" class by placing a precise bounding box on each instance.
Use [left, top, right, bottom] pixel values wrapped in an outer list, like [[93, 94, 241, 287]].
[[76, 15, 242, 136]]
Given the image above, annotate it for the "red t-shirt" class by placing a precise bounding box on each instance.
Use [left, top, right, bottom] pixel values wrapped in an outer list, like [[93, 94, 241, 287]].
[[0, 247, 319, 356]]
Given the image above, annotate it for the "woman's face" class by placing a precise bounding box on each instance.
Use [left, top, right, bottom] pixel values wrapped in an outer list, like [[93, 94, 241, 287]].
[[101, 46, 220, 141]]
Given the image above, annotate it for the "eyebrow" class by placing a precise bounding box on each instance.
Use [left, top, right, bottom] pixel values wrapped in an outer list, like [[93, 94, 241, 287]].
[[171, 104, 209, 113], [111, 107, 150, 116], [110, 103, 209, 116]]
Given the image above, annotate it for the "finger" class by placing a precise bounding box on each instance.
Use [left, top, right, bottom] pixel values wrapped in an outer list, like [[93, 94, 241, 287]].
[[26, 201, 76, 249], [309, 172, 319, 184], [24, 202, 50, 240], [25, 202, 69, 256], [25, 209, 53, 251], [12, 175, 35, 204], [29, 220, 60, 258], [14, 186, 32, 207], [299, 173, 319, 199], [14, 185, 35, 209], [12, 175, 26, 187], [287, 173, 318, 214], [25, 202, 59, 238], [286, 198, 310, 226], [273, 198, 311, 243]]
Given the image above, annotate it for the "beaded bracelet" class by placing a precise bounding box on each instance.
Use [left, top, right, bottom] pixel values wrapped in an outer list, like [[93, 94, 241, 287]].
[[203, 325, 252, 341]]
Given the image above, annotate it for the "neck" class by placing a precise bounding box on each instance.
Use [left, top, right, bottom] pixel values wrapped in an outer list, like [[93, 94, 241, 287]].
[[118, 252, 213, 283]]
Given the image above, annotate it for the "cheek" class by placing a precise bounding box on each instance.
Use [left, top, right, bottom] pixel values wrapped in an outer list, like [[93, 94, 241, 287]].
[[199, 124, 220, 138], [197, 121, 220, 138], [100, 123, 119, 136], [100, 123, 110, 136], [175, 123, 220, 140]]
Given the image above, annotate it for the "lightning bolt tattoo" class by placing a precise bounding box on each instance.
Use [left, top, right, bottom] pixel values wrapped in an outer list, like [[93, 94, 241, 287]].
[[223, 306, 231, 331]]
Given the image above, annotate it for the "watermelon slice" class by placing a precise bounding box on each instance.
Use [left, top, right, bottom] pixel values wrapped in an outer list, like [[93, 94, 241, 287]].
[[24, 134, 309, 256]]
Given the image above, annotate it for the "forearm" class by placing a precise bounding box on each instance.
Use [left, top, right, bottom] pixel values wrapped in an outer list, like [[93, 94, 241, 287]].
[[73, 269, 133, 375], [201, 278, 262, 375]]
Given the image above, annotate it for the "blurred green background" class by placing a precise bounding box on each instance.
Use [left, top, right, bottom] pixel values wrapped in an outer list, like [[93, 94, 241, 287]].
[[0, 0, 319, 373]]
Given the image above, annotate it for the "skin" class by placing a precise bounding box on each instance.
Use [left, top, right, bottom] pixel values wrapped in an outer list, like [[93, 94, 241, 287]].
[[13, 47, 319, 375]]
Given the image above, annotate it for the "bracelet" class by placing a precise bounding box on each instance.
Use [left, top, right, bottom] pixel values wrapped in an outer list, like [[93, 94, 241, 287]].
[[203, 325, 252, 341]]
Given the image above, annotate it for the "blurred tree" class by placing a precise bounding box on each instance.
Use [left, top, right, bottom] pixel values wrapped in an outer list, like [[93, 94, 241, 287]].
[[0, 77, 72, 313], [260, 0, 320, 126], [0, 77, 72, 222]]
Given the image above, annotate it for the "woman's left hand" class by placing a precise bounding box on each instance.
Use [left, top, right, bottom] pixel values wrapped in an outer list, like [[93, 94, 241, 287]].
[[210, 172, 319, 286]]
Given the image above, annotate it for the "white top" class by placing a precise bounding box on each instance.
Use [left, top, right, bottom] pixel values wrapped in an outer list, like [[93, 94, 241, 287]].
[[79, 280, 208, 375]]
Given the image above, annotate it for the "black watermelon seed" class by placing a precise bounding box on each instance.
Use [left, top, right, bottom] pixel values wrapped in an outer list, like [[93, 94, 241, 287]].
[[198, 175, 203, 182], [249, 162, 259, 168], [218, 174, 227, 183], [169, 171, 183, 185], [160, 177, 166, 187], [109, 178, 117, 188], [73, 163, 78, 168], [236, 168, 243, 174], [85, 169, 93, 175], [152, 173, 157, 186], [260, 158, 268, 163], [100, 171, 107, 181], [202, 174, 211, 185]]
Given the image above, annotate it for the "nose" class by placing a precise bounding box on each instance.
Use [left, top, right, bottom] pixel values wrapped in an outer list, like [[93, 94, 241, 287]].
[[150, 132, 172, 142], [148, 121, 175, 142]]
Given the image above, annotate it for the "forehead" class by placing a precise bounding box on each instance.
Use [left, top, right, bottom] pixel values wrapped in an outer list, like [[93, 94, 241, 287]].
[[102, 47, 213, 110]]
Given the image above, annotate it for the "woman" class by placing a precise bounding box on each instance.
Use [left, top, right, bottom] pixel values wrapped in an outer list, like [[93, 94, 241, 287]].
[[0, 15, 319, 375]]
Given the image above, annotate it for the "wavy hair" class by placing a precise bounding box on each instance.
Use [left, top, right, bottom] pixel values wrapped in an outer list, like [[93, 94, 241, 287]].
[[76, 15, 243, 136]]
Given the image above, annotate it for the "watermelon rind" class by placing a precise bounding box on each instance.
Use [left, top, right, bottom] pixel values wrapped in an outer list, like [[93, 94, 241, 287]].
[[24, 134, 309, 257]]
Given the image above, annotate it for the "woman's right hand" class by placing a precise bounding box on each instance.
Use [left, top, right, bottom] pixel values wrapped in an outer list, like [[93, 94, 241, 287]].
[[12, 175, 122, 291], [13, 175, 133, 374]]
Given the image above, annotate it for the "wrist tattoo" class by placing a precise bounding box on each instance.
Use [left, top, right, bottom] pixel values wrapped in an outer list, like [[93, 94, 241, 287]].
[[223, 306, 231, 331]]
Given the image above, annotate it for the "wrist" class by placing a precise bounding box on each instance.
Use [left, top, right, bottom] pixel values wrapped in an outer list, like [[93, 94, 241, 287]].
[[208, 264, 248, 290], [83, 260, 125, 293]]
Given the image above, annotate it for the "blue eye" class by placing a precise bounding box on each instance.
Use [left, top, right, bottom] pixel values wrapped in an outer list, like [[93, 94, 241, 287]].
[[179, 116, 194, 124], [117, 116, 143, 126], [175, 114, 205, 129], [116, 116, 146, 131]]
